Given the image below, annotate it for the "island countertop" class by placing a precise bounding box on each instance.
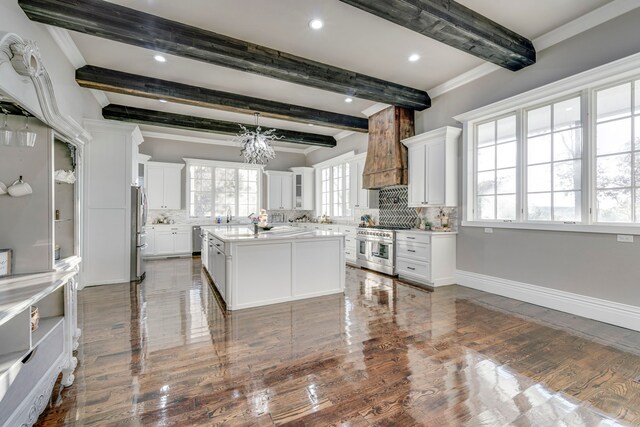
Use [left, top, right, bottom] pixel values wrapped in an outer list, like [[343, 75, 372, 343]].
[[202, 225, 344, 243]]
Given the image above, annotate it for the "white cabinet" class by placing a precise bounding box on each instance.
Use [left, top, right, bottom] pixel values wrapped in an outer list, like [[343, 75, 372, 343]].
[[144, 226, 192, 256], [265, 171, 293, 210], [146, 162, 184, 210], [403, 126, 461, 207], [395, 231, 456, 286], [290, 167, 314, 210], [350, 154, 379, 209]]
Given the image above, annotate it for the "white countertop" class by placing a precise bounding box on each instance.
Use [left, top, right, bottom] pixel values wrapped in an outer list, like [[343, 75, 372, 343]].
[[396, 229, 458, 235], [203, 225, 344, 242]]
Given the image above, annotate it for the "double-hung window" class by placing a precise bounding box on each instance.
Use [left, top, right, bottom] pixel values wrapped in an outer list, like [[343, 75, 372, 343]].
[[187, 160, 261, 219]]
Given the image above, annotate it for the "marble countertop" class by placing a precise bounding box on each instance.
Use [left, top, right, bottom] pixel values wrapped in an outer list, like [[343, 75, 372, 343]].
[[203, 225, 345, 242], [396, 229, 458, 235]]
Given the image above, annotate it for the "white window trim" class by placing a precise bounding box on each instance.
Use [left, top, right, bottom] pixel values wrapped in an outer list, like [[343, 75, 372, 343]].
[[183, 158, 263, 219], [312, 151, 356, 219], [456, 51, 640, 235]]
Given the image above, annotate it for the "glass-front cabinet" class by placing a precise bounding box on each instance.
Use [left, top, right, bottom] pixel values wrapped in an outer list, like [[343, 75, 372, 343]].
[[290, 167, 314, 211], [53, 138, 78, 264]]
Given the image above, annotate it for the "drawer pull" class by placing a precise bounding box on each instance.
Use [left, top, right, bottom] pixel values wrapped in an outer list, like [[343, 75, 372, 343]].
[[406, 237, 415, 240], [407, 249, 416, 253], [407, 267, 416, 271]]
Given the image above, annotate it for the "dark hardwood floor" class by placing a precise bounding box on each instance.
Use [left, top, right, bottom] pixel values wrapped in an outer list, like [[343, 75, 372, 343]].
[[36, 258, 640, 426]]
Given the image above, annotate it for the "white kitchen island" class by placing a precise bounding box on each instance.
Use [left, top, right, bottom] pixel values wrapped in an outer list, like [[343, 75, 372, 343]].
[[202, 226, 345, 310]]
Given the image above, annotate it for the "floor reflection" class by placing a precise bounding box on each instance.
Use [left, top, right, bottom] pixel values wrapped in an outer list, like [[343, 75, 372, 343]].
[[35, 258, 639, 426]]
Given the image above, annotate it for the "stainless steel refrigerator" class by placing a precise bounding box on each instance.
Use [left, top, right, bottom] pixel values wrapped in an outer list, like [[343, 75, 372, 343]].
[[130, 186, 148, 282]]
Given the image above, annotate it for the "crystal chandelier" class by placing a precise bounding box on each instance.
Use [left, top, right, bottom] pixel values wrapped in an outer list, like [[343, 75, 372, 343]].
[[236, 113, 282, 165]]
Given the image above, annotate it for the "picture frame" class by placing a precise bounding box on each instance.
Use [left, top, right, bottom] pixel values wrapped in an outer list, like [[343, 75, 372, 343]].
[[0, 249, 13, 277]]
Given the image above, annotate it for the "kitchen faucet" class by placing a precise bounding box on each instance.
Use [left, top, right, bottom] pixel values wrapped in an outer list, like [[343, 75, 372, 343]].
[[226, 206, 232, 223]]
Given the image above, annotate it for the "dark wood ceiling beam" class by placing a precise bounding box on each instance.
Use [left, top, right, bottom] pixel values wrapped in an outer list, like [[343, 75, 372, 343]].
[[19, 0, 431, 110], [76, 65, 368, 133], [338, 0, 536, 71], [102, 104, 337, 148]]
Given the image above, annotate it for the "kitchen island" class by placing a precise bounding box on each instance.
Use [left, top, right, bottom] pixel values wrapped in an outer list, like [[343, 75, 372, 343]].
[[202, 226, 345, 310]]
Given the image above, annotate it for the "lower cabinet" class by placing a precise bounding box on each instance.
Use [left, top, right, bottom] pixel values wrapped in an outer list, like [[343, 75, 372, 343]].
[[395, 232, 456, 286], [144, 226, 192, 257], [205, 233, 226, 300]]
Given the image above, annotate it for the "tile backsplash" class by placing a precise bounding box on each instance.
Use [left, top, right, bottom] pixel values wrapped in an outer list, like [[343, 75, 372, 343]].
[[378, 186, 457, 229]]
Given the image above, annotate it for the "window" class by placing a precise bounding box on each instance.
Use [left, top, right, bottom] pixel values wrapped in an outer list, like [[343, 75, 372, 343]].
[[475, 115, 517, 220], [318, 162, 351, 218], [187, 161, 261, 219], [595, 80, 640, 223], [459, 56, 640, 233], [526, 96, 582, 222]]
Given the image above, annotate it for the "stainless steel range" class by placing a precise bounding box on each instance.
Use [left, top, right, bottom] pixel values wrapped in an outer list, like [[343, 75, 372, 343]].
[[356, 226, 408, 276]]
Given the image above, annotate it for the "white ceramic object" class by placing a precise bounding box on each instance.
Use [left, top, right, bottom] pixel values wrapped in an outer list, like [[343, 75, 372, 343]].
[[7, 176, 32, 197], [0, 181, 6, 195]]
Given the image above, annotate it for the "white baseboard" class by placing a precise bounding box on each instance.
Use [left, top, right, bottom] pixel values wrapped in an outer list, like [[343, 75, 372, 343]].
[[455, 270, 640, 332]]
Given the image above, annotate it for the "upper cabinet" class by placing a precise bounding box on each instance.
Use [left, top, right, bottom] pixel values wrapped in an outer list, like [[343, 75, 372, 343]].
[[290, 167, 315, 210], [350, 154, 379, 209], [403, 126, 461, 207], [265, 171, 293, 210], [146, 162, 184, 210]]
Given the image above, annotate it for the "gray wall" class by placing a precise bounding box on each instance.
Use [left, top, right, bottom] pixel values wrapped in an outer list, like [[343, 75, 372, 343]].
[[140, 137, 307, 170], [306, 132, 368, 166], [416, 9, 640, 306]]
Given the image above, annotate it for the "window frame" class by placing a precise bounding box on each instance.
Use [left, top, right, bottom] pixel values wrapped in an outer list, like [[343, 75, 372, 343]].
[[184, 158, 263, 220], [312, 151, 355, 219], [456, 52, 640, 235]]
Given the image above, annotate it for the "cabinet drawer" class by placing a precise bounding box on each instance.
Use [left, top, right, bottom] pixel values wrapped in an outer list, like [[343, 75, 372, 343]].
[[341, 226, 357, 236], [344, 237, 357, 248], [396, 232, 430, 245], [397, 241, 430, 261], [396, 258, 431, 282], [0, 319, 64, 426]]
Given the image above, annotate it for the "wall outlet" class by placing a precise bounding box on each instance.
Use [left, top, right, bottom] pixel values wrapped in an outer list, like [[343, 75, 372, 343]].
[[617, 235, 634, 243], [484, 228, 493, 234]]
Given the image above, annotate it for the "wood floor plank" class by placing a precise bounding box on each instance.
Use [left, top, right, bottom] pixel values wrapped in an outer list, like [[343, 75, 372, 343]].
[[33, 258, 640, 426]]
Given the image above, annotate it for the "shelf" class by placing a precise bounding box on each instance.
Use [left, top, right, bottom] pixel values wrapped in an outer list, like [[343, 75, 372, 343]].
[[32, 316, 64, 348], [0, 349, 29, 381]]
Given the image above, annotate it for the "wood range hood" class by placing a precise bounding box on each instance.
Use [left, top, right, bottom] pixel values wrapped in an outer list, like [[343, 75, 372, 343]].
[[363, 106, 415, 189]]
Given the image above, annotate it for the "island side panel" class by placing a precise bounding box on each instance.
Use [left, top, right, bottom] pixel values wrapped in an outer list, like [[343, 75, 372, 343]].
[[233, 242, 293, 309], [293, 239, 344, 298]]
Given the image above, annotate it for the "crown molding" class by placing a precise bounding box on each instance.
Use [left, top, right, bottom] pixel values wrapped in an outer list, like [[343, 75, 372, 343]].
[[428, 0, 640, 99]]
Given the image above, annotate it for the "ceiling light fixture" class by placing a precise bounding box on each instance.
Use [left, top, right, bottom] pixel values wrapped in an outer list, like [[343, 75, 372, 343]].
[[309, 19, 324, 30], [235, 113, 282, 165], [154, 54, 167, 63], [408, 54, 421, 62], [344, 97, 353, 103]]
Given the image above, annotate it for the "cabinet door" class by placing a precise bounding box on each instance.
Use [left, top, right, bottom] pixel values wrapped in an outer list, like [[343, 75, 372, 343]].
[[408, 145, 426, 207], [155, 231, 174, 255], [173, 230, 191, 254], [281, 174, 293, 210], [146, 166, 165, 209], [267, 175, 282, 210], [214, 250, 226, 299], [426, 140, 446, 205], [294, 173, 303, 209], [163, 167, 182, 209]]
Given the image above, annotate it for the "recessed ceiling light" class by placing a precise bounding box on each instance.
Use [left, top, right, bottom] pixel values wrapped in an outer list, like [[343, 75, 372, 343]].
[[344, 97, 353, 103], [565, 107, 573, 111], [154, 54, 167, 63], [408, 54, 421, 62], [159, 99, 168, 103], [309, 19, 324, 30], [308, 123, 315, 127]]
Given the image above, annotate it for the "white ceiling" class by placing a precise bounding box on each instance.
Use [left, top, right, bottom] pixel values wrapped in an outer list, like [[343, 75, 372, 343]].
[[64, 0, 615, 146]]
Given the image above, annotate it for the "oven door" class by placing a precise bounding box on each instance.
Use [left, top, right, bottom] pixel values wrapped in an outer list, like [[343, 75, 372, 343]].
[[356, 237, 369, 262], [370, 241, 392, 266]]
